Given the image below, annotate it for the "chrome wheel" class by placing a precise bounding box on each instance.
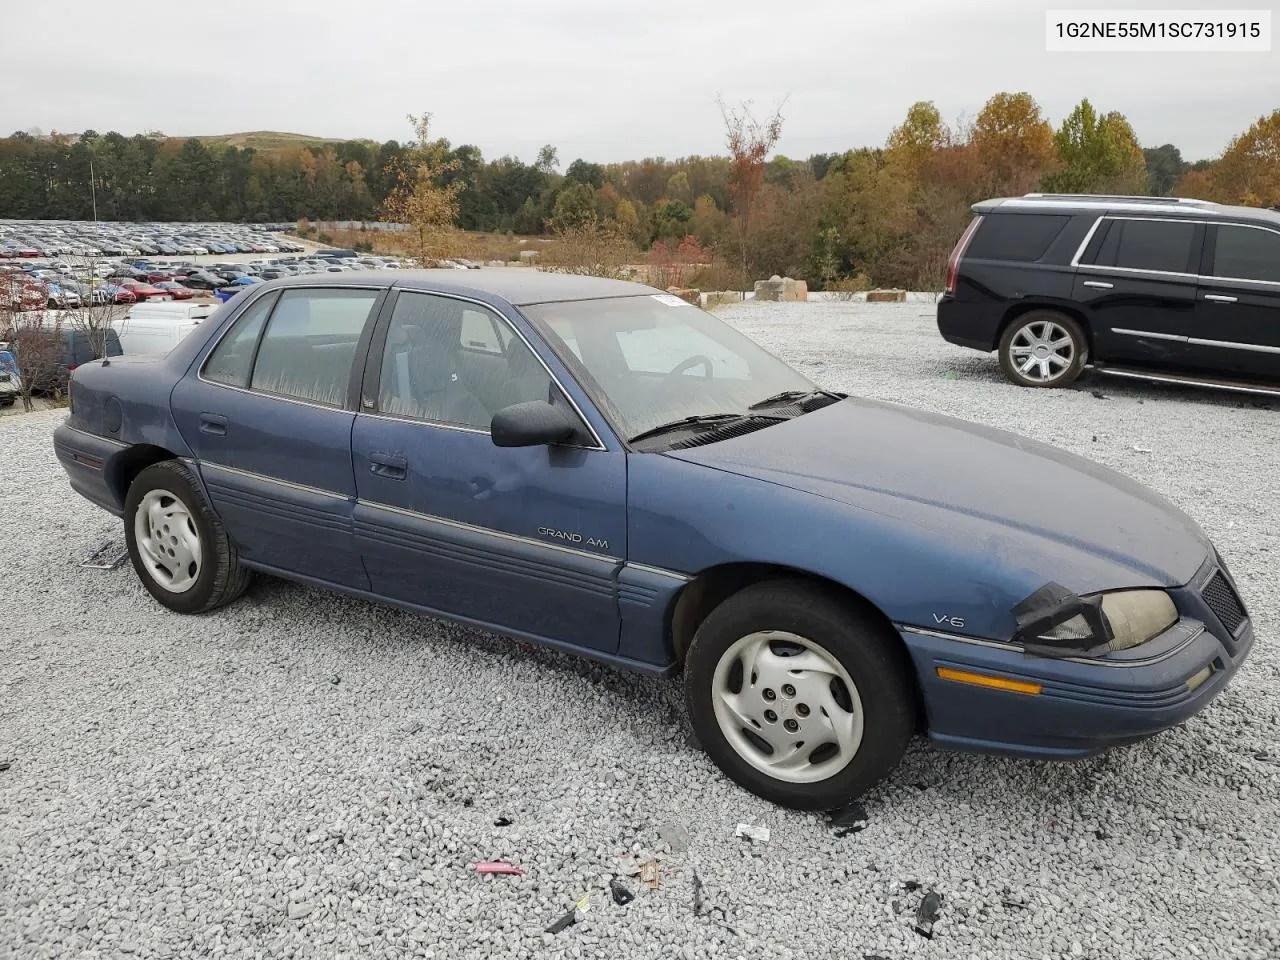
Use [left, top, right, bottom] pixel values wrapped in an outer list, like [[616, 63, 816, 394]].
[[132, 488, 202, 593], [711, 630, 865, 784], [1009, 319, 1075, 383]]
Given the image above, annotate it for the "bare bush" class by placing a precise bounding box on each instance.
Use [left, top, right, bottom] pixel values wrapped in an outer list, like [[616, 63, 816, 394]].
[[539, 221, 637, 279], [1, 298, 63, 412]]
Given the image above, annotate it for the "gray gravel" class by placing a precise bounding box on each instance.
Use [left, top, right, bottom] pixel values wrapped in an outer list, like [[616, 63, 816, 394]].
[[2, 298, 1277, 960]]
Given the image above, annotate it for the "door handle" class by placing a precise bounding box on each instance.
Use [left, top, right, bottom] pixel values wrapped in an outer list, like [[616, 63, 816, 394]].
[[1082, 280, 1113, 289], [1203, 294, 1238, 303], [199, 413, 228, 436], [368, 453, 408, 480]]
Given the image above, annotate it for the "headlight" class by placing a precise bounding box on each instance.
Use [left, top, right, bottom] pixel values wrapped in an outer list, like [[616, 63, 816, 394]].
[[1099, 590, 1178, 651], [1014, 582, 1178, 657]]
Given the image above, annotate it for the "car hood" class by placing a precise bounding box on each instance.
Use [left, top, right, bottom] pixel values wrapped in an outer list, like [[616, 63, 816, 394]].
[[666, 398, 1209, 589]]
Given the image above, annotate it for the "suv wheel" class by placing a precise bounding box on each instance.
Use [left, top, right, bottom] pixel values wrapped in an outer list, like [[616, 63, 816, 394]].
[[998, 311, 1088, 388]]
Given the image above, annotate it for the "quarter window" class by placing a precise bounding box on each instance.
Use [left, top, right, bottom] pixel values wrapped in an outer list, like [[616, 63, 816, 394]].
[[202, 292, 276, 388], [1210, 225, 1280, 283], [248, 289, 378, 406], [377, 292, 552, 429], [965, 213, 1070, 262], [1091, 219, 1197, 274]]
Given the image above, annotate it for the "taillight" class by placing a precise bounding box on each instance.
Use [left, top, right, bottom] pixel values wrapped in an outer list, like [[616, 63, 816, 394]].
[[66, 363, 78, 372], [944, 216, 982, 295]]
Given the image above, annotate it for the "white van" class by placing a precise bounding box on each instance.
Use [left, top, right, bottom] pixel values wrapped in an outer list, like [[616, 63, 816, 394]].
[[112, 302, 219, 356]]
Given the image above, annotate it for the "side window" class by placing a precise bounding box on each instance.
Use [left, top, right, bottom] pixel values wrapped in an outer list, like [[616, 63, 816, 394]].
[[249, 289, 378, 406], [965, 214, 1070, 262], [377, 292, 552, 429], [459, 308, 510, 355], [1092, 219, 1197, 274], [1210, 225, 1280, 283], [203, 292, 276, 387]]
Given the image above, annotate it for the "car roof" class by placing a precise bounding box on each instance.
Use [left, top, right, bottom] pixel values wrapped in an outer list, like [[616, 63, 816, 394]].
[[973, 193, 1280, 227], [261, 269, 664, 306]]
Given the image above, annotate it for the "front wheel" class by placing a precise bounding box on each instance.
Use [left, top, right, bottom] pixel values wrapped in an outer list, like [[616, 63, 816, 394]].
[[684, 580, 916, 810], [124, 459, 252, 614], [998, 310, 1088, 388]]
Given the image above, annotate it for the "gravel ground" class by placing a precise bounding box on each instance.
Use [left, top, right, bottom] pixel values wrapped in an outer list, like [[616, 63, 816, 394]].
[[1, 298, 1277, 960]]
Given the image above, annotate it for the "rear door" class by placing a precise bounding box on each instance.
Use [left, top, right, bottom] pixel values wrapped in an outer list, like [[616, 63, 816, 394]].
[[1191, 222, 1280, 380], [1072, 216, 1203, 369], [171, 286, 385, 585]]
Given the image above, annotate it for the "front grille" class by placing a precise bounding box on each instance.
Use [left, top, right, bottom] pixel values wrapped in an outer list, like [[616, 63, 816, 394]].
[[1202, 570, 1247, 635]]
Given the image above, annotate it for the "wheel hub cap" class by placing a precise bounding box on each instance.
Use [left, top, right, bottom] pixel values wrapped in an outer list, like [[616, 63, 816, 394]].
[[711, 631, 865, 784], [133, 488, 201, 594], [1010, 320, 1074, 382]]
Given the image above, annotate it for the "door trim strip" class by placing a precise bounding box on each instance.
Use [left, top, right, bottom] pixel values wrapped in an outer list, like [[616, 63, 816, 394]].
[[1111, 328, 1187, 343], [199, 461, 351, 501]]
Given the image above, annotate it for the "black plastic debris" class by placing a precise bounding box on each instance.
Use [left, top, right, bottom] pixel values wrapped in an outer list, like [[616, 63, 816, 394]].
[[691, 870, 706, 916], [1002, 898, 1028, 910], [329, 675, 341, 686], [902, 880, 922, 892], [1094, 828, 1110, 840], [864, 955, 891, 960], [610, 878, 635, 907], [914, 890, 942, 939], [462, 798, 473, 808], [545, 909, 577, 934], [830, 801, 869, 837], [914, 894, 942, 939], [0, 760, 11, 772], [494, 816, 513, 828], [80, 539, 128, 570], [1091, 390, 1108, 400]]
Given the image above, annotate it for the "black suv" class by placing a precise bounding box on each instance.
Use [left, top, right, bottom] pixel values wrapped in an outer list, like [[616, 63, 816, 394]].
[[937, 194, 1280, 396]]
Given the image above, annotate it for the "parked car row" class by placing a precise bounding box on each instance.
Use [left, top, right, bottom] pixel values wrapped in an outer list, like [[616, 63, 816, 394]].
[[0, 219, 305, 258]]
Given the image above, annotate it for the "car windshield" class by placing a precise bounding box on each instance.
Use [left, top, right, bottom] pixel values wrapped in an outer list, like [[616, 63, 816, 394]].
[[524, 294, 815, 441]]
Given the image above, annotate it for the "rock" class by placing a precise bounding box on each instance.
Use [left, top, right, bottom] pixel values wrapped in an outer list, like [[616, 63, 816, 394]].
[[658, 821, 690, 853], [286, 901, 314, 921], [866, 289, 907, 303], [666, 286, 700, 305], [753, 276, 807, 302], [702, 291, 745, 309], [519, 249, 539, 261]]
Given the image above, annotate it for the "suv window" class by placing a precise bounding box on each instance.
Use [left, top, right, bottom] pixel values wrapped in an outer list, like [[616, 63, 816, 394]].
[[377, 292, 551, 429], [965, 213, 1070, 262], [203, 293, 277, 387], [249, 289, 378, 405], [1210, 225, 1280, 283], [1091, 218, 1197, 274]]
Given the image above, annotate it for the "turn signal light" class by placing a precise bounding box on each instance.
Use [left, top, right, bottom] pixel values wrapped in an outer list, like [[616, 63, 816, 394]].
[[936, 666, 1043, 696]]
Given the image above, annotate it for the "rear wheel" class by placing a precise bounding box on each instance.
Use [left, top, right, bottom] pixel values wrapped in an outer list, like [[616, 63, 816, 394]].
[[684, 579, 916, 810], [998, 310, 1088, 388], [124, 460, 252, 614]]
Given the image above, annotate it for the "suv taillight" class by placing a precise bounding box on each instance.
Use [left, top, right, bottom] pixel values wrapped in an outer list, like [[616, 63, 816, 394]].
[[944, 216, 982, 296]]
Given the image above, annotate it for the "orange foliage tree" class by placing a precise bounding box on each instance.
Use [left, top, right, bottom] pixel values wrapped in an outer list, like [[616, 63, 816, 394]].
[[970, 92, 1058, 196], [718, 97, 785, 286]]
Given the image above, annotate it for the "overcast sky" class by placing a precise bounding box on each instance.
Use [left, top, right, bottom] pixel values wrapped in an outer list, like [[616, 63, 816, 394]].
[[5, 0, 1276, 163]]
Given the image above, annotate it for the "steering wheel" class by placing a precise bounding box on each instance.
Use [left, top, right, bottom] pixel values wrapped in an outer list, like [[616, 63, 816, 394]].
[[665, 354, 714, 381]]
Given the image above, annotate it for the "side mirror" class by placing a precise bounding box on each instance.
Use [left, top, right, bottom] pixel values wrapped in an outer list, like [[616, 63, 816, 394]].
[[491, 400, 577, 448]]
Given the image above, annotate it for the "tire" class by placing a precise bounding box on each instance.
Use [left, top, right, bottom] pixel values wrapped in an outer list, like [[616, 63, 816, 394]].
[[684, 579, 916, 811], [998, 310, 1089, 388], [123, 459, 252, 614]]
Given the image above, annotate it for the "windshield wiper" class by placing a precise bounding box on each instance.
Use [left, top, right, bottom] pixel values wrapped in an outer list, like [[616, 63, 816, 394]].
[[628, 413, 747, 445], [748, 389, 842, 410]]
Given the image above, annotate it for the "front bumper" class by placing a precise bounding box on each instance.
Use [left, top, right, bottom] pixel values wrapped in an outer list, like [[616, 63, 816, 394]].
[[901, 559, 1255, 759]]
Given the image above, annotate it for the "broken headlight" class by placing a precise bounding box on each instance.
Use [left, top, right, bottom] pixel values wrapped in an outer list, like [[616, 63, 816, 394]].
[[1013, 582, 1178, 658]]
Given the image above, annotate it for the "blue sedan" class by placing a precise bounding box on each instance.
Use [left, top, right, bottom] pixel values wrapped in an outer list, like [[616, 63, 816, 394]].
[[53, 271, 1254, 809]]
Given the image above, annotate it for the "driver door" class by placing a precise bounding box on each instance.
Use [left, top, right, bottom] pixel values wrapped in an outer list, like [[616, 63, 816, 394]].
[[351, 289, 627, 653]]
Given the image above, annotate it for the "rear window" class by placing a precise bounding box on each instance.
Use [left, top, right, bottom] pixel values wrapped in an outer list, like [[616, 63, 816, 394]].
[[1091, 218, 1197, 274], [1210, 224, 1280, 283], [965, 213, 1070, 262]]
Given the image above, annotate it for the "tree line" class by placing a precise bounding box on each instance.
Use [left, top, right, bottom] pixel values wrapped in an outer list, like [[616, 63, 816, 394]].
[[2, 94, 1277, 288]]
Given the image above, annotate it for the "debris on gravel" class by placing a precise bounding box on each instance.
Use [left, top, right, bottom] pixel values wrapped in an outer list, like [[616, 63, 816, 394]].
[[2, 299, 1278, 960]]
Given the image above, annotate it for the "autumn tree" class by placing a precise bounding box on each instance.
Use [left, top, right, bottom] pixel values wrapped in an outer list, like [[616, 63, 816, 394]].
[[1208, 110, 1280, 207], [1041, 99, 1146, 194], [381, 112, 464, 263], [970, 92, 1057, 195], [885, 101, 949, 176], [719, 96, 786, 286]]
